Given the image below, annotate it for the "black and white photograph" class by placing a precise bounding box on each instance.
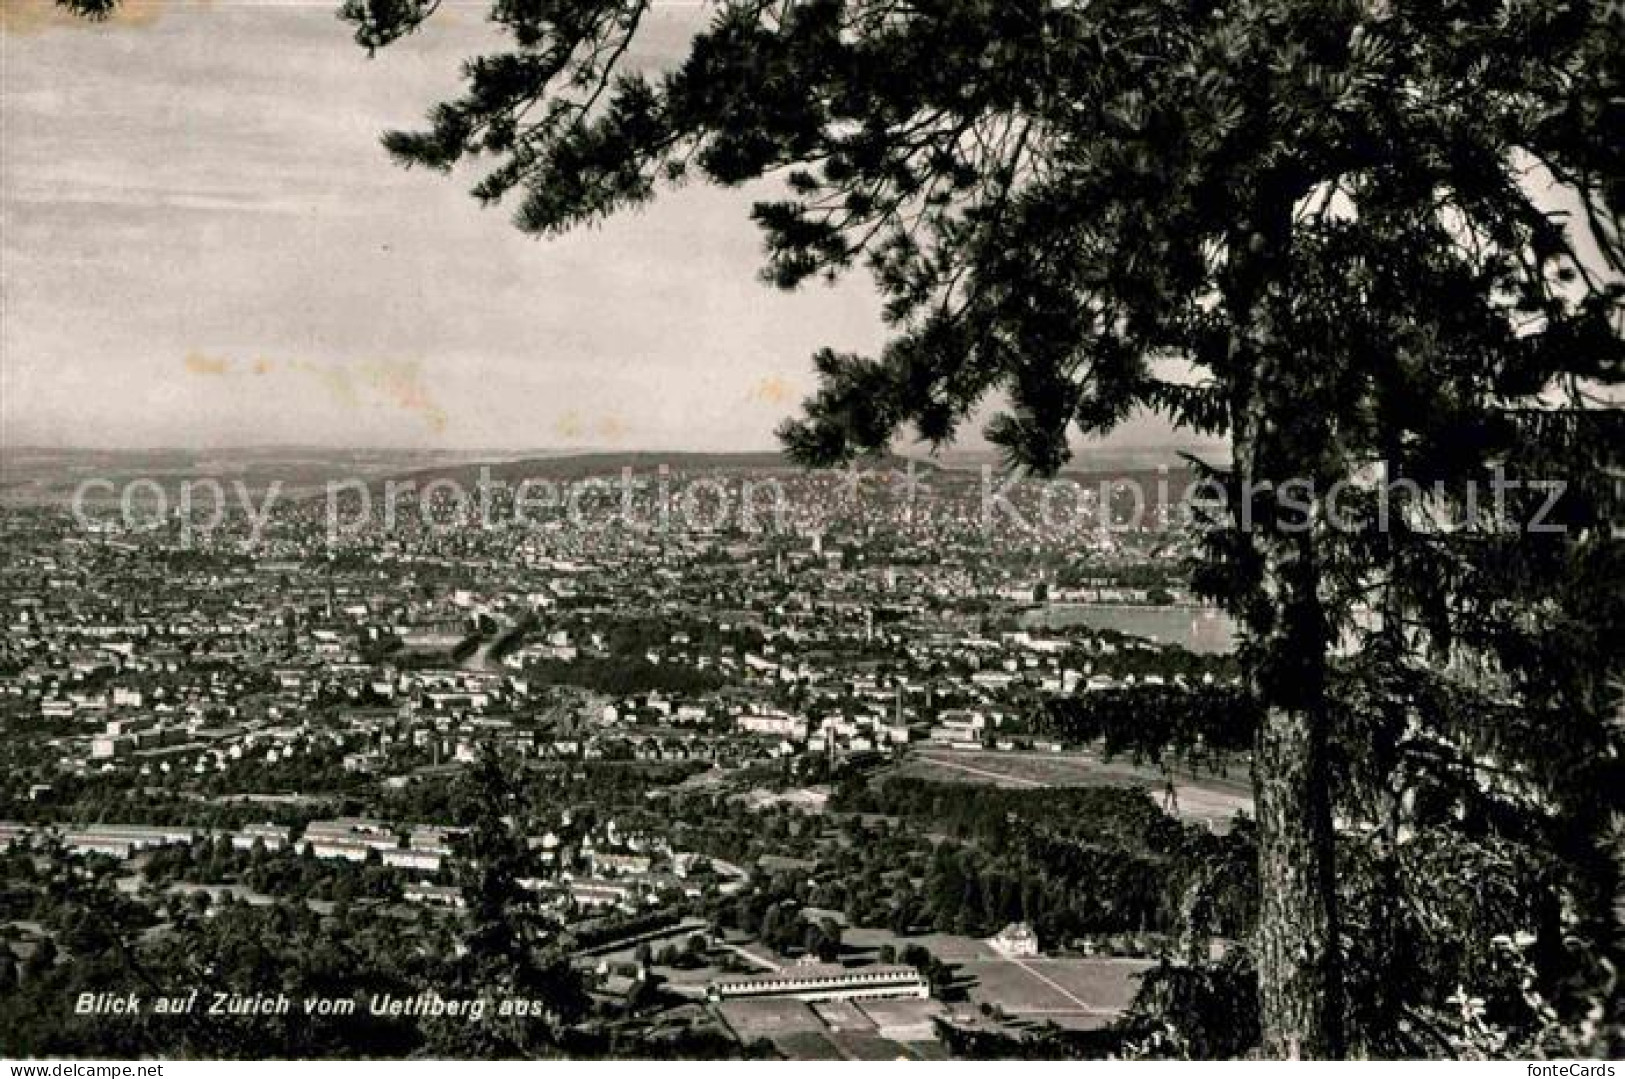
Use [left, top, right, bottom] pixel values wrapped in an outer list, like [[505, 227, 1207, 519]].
[[0, 0, 1620, 1064]]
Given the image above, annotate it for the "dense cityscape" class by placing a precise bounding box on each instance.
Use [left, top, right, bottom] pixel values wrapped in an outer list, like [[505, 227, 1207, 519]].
[[0, 449, 1263, 1058]]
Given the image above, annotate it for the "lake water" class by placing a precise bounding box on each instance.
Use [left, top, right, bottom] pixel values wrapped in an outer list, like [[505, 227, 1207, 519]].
[[1021, 603, 1238, 654]]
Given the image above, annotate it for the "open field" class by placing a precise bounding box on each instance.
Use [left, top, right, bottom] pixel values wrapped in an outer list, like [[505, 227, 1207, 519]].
[[892, 748, 1253, 830], [811, 1000, 875, 1031], [648, 963, 717, 996], [843, 926, 1002, 962], [766, 1031, 846, 1060], [717, 998, 826, 1039], [857, 998, 947, 1042], [958, 956, 1149, 1030], [827, 1031, 917, 1059], [716, 999, 928, 1060]]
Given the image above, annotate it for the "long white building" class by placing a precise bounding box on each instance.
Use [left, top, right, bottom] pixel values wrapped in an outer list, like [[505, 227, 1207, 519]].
[[707, 963, 928, 1004]]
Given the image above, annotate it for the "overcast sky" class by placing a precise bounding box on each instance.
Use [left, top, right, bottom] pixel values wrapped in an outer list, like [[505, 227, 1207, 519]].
[[1, 0, 1192, 454]]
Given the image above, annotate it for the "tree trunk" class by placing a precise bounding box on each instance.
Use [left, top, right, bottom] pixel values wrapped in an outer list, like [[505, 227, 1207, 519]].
[[1225, 205, 1346, 1054], [1254, 694, 1343, 1058], [1235, 443, 1346, 1058]]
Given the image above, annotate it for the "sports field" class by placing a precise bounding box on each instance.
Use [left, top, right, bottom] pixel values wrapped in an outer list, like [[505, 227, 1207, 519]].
[[892, 748, 1252, 830], [959, 956, 1150, 1030]]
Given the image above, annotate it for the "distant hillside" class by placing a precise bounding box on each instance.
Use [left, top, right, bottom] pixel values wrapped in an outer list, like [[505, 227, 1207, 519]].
[[0, 447, 521, 506], [935, 445, 1228, 475], [0, 444, 1210, 509], [387, 450, 936, 487], [384, 449, 1222, 489]]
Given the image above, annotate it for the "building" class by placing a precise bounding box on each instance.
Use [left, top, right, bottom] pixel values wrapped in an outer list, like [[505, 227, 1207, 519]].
[[736, 713, 808, 740], [302, 817, 400, 863], [987, 921, 1040, 958], [590, 850, 653, 877], [569, 877, 638, 910], [707, 964, 929, 1004], [91, 736, 132, 759], [403, 883, 464, 908], [231, 823, 292, 851], [59, 824, 198, 858], [930, 709, 986, 747]]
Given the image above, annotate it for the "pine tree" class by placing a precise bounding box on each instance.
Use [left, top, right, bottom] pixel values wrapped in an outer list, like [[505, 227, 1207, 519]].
[[436, 747, 585, 1055]]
